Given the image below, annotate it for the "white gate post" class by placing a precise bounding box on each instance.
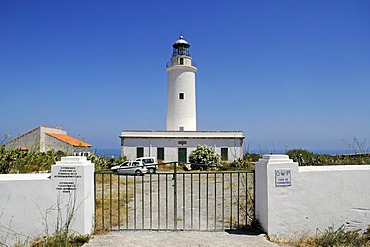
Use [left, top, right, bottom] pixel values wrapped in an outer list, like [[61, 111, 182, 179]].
[[255, 154, 297, 239], [51, 156, 95, 234]]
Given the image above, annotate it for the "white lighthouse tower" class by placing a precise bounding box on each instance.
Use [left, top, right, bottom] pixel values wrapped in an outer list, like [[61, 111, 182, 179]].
[[166, 35, 197, 131], [120, 35, 244, 163]]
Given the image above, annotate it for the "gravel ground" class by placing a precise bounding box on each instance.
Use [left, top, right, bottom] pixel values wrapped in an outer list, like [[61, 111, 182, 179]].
[[83, 230, 279, 247], [95, 172, 254, 231], [91, 172, 278, 246]]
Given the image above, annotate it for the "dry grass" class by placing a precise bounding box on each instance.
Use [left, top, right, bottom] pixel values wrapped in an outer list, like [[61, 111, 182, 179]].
[[157, 163, 185, 172], [95, 172, 119, 184], [28, 234, 90, 247], [94, 173, 134, 233], [95, 191, 129, 233], [275, 225, 370, 247]]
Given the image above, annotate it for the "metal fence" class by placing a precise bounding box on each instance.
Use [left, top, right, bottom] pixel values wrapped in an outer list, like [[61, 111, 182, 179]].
[[94, 163, 255, 232]]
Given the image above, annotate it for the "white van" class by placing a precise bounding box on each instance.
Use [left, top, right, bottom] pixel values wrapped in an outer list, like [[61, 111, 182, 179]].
[[135, 157, 158, 173]]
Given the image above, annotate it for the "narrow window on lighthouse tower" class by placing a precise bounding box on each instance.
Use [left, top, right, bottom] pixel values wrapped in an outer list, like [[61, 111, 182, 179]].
[[179, 58, 184, 65], [179, 93, 184, 100]]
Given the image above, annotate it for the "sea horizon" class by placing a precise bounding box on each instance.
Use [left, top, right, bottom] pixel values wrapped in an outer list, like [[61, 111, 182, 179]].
[[93, 148, 360, 159]]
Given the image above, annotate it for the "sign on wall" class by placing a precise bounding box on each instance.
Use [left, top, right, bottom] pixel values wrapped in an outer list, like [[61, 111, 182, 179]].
[[53, 166, 82, 193], [275, 169, 291, 187]]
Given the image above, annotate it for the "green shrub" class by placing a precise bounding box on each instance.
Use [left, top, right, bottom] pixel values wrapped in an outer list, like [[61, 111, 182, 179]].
[[0, 146, 127, 174], [189, 144, 220, 170], [88, 152, 127, 171], [286, 149, 318, 166], [0, 146, 65, 174], [230, 158, 255, 171], [286, 148, 370, 166], [244, 152, 262, 162]]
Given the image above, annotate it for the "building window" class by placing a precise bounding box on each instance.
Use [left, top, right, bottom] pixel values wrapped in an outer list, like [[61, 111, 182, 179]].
[[157, 147, 164, 160], [179, 93, 184, 99], [137, 147, 144, 158], [221, 148, 228, 161], [179, 126, 184, 131], [179, 57, 184, 65]]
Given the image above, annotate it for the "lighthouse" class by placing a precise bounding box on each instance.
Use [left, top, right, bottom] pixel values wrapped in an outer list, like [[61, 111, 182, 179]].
[[120, 35, 244, 163], [166, 35, 197, 131]]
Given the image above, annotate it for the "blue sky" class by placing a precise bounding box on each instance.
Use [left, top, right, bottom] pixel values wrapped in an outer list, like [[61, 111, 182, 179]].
[[1, 0, 369, 153]]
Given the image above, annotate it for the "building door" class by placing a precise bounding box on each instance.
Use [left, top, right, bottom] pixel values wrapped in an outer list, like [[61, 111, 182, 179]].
[[157, 147, 164, 160], [137, 147, 144, 158], [221, 148, 228, 161], [178, 148, 187, 163]]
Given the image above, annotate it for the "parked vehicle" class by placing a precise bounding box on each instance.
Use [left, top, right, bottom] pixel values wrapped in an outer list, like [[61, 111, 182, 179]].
[[111, 161, 147, 175], [135, 157, 158, 173]]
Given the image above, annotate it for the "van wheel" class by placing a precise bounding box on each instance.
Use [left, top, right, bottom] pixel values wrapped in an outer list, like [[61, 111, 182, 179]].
[[148, 168, 155, 174], [135, 170, 142, 176]]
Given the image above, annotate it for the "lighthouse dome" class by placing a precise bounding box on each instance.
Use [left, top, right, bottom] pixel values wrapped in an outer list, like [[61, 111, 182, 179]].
[[173, 35, 190, 48], [171, 35, 191, 57]]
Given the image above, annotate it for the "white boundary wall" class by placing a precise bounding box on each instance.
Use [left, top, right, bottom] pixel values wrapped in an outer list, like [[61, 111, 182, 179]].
[[0, 156, 94, 246], [255, 154, 370, 240]]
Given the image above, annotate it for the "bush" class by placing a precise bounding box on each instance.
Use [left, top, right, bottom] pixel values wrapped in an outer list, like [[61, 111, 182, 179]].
[[0, 146, 126, 174], [0, 145, 65, 174], [189, 144, 220, 170], [230, 158, 255, 171], [244, 152, 262, 162], [286, 148, 370, 166], [88, 151, 127, 171], [286, 149, 317, 166]]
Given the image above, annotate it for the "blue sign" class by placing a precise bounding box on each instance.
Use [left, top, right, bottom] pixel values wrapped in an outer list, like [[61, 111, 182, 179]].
[[275, 169, 291, 187]]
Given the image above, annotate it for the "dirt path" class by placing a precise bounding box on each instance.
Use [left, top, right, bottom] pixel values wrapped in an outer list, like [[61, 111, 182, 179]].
[[83, 231, 279, 247]]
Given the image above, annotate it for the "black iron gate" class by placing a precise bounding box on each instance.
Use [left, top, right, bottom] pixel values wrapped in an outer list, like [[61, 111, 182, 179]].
[[94, 163, 254, 232]]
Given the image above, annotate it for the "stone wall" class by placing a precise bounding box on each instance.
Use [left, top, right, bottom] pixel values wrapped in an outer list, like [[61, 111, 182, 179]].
[[0, 156, 94, 246], [255, 154, 370, 240]]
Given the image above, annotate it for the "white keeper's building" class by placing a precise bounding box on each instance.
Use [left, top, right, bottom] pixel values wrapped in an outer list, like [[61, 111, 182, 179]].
[[120, 36, 244, 162], [6, 126, 92, 156]]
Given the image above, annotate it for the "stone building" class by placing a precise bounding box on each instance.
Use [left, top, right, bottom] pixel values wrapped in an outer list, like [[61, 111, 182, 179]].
[[5, 126, 92, 155]]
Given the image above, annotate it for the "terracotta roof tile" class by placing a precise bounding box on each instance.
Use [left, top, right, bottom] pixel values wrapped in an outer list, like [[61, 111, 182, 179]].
[[46, 133, 92, 147]]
